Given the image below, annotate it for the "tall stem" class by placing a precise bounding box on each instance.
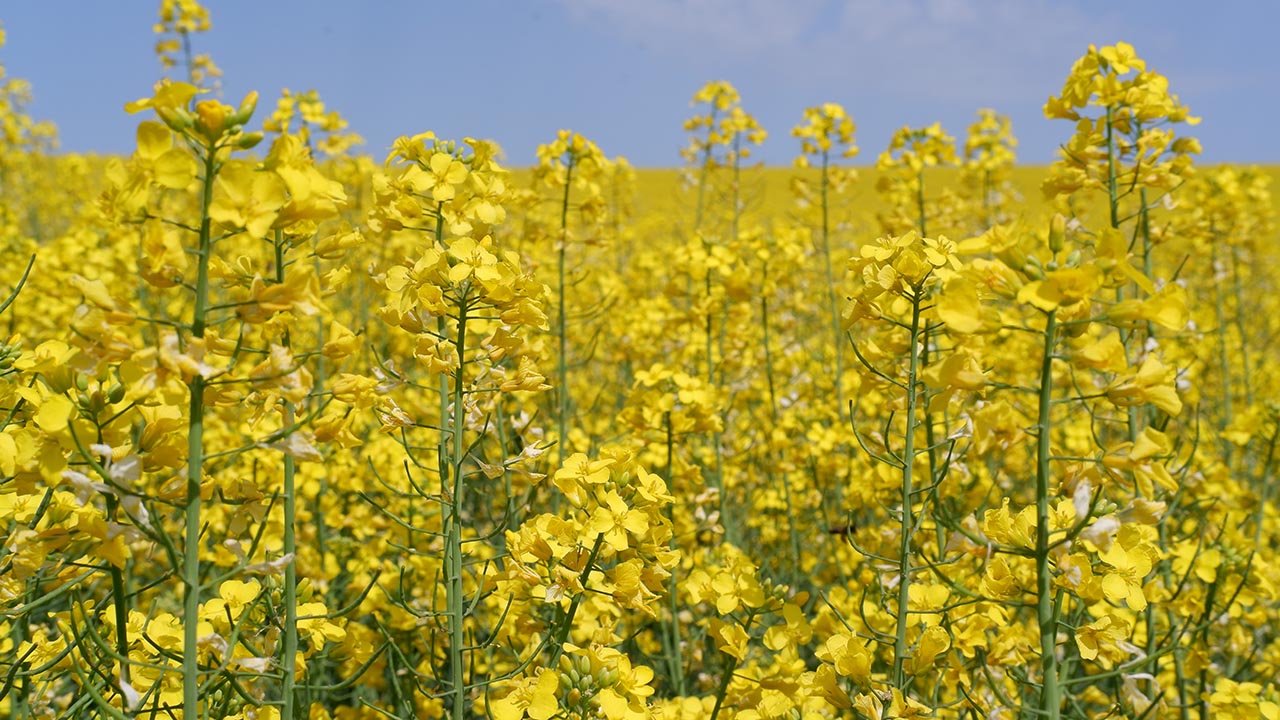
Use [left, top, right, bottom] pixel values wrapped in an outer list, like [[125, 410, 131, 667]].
[[1212, 240, 1234, 468], [275, 232, 299, 720], [445, 297, 470, 720], [891, 293, 923, 689], [663, 412, 686, 696], [819, 151, 844, 417], [1104, 105, 1119, 231], [106, 496, 131, 688], [761, 291, 800, 582], [557, 160, 574, 469], [1230, 247, 1253, 404], [913, 169, 941, 508], [708, 613, 754, 720], [1035, 311, 1061, 720], [183, 144, 218, 720]]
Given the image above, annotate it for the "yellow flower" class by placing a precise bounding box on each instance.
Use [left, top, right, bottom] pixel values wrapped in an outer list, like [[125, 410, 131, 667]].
[[412, 151, 469, 201], [1075, 614, 1128, 661], [1099, 527, 1157, 610], [1099, 42, 1145, 74], [1106, 355, 1183, 416], [208, 161, 287, 239], [134, 121, 196, 189], [817, 631, 873, 685], [1017, 265, 1101, 311], [492, 669, 560, 720], [907, 625, 951, 675], [934, 277, 985, 333]]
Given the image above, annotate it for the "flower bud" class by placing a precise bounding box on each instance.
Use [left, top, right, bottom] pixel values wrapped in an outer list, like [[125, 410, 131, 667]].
[[235, 132, 265, 150], [156, 105, 194, 133], [194, 99, 230, 142], [44, 367, 75, 394], [1023, 255, 1044, 280], [230, 90, 259, 126], [1049, 213, 1066, 254], [996, 245, 1028, 274]]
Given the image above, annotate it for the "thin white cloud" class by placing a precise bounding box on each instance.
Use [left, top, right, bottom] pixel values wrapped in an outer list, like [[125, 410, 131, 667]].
[[557, 0, 1117, 102], [558, 0, 830, 55], [804, 0, 1118, 102]]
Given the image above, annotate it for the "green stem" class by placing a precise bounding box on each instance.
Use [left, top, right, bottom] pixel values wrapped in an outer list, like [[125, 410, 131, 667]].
[[548, 533, 606, 665], [1230, 247, 1253, 404], [182, 144, 218, 720], [445, 297, 470, 720], [760, 292, 800, 584], [105, 496, 131, 688], [557, 159, 574, 470], [913, 172, 941, 489], [891, 293, 923, 689], [819, 150, 845, 418], [707, 613, 753, 720], [663, 412, 686, 696], [275, 232, 299, 720], [692, 107, 718, 234], [1036, 310, 1061, 720], [1253, 428, 1278, 548], [1212, 240, 1233, 468], [1105, 105, 1119, 231]]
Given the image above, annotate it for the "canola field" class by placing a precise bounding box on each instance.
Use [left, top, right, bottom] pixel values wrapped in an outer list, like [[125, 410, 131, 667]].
[[1, 4, 1279, 720]]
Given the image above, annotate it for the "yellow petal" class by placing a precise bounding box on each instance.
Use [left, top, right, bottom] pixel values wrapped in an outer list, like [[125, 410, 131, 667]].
[[35, 395, 74, 433], [936, 278, 984, 333], [154, 149, 197, 189], [136, 121, 172, 160], [0, 433, 16, 476], [527, 671, 560, 720], [595, 688, 628, 720]]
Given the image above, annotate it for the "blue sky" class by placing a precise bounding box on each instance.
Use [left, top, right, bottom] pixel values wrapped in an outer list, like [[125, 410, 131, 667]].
[[3, 1, 1276, 166]]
